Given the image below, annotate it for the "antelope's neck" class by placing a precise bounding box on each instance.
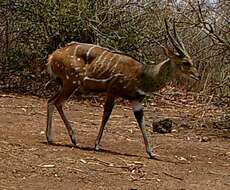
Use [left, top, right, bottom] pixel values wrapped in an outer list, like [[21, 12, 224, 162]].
[[141, 59, 175, 92]]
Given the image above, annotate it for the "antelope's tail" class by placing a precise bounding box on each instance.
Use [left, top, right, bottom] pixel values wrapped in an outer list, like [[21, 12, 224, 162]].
[[45, 55, 62, 89]]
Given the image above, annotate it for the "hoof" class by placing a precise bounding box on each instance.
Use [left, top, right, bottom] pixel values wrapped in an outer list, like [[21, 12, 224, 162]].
[[71, 137, 77, 146], [148, 152, 157, 159], [149, 155, 157, 160], [70, 130, 77, 145], [47, 139, 54, 145], [95, 144, 100, 151]]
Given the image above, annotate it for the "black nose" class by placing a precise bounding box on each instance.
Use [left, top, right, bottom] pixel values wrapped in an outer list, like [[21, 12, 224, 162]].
[[198, 75, 201, 80]]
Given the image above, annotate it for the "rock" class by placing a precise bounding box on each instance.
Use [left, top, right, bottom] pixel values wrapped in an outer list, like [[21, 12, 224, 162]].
[[152, 118, 173, 134], [200, 136, 211, 142]]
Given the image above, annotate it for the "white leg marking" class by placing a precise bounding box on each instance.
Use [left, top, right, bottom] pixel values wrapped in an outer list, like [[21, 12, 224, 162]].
[[131, 100, 143, 112], [131, 100, 145, 127]]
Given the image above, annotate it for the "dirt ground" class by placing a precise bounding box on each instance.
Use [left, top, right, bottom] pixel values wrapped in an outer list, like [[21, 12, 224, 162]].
[[0, 92, 229, 190]]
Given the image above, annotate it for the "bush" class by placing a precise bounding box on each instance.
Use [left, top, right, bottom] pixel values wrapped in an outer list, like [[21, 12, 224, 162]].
[[0, 0, 229, 97]]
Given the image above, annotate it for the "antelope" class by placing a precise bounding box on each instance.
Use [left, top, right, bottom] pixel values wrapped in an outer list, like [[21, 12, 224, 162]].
[[46, 20, 200, 159]]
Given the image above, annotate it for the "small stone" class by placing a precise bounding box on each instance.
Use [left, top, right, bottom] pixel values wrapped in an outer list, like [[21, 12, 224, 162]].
[[171, 129, 177, 133], [80, 159, 87, 164], [41, 164, 55, 168], [178, 156, 187, 161], [200, 136, 210, 142]]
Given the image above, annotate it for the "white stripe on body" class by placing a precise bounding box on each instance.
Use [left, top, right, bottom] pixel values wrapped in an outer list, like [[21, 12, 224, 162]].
[[112, 55, 121, 74], [92, 50, 108, 73], [95, 50, 107, 64], [97, 53, 111, 74], [102, 54, 116, 72], [84, 76, 111, 83], [73, 45, 80, 65], [86, 46, 96, 64]]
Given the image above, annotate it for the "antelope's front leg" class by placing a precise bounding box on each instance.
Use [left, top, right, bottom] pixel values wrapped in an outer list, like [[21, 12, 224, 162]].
[[131, 100, 155, 159]]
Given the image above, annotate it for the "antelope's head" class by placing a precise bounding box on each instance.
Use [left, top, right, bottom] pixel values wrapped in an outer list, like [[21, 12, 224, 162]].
[[164, 20, 201, 81]]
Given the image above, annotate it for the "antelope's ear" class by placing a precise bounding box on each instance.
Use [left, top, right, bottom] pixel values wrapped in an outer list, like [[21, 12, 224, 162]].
[[162, 45, 169, 56], [160, 45, 172, 57], [162, 46, 180, 59]]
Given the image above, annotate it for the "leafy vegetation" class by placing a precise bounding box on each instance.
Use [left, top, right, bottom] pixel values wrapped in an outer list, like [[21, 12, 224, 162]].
[[0, 0, 229, 98]]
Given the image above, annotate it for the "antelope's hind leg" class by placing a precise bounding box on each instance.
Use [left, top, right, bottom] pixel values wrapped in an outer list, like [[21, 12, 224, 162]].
[[46, 90, 60, 144], [47, 81, 78, 145]]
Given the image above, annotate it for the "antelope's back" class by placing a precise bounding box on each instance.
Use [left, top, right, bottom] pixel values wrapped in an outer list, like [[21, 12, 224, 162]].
[[48, 42, 143, 97]]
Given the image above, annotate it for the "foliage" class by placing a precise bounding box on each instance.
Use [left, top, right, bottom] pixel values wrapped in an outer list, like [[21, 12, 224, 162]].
[[0, 0, 229, 98]]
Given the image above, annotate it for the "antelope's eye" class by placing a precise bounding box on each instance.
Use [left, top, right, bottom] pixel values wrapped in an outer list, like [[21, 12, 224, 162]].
[[182, 61, 191, 67]]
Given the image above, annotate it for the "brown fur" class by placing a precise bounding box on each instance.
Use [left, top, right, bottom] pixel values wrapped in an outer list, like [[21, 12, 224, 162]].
[[46, 39, 200, 159], [47, 42, 143, 98]]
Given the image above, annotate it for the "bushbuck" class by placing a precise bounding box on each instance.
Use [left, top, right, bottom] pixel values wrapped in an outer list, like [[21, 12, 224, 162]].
[[46, 20, 200, 159]]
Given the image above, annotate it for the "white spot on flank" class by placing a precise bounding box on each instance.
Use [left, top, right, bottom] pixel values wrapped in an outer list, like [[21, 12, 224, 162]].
[[73, 81, 77, 84], [109, 54, 116, 62], [77, 58, 81, 61], [66, 75, 70, 80], [74, 67, 80, 71]]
